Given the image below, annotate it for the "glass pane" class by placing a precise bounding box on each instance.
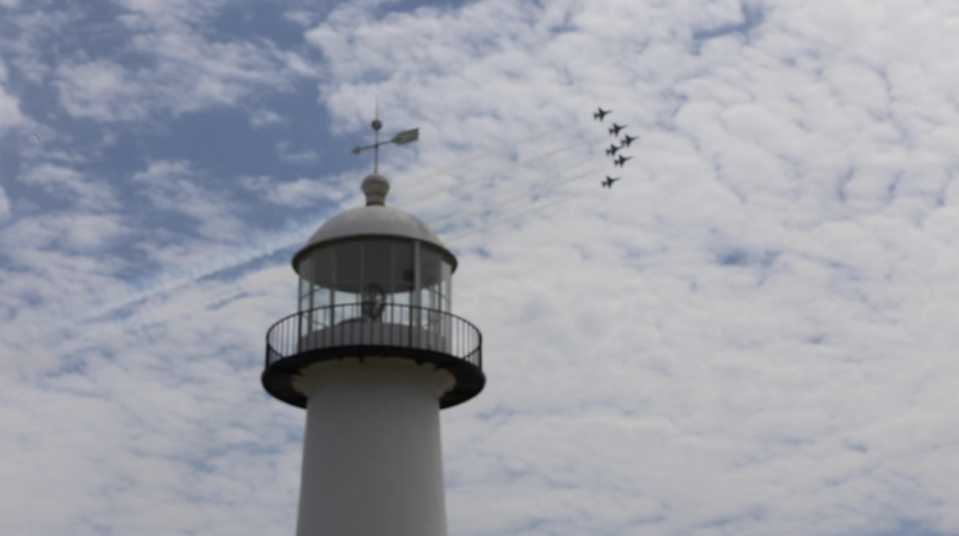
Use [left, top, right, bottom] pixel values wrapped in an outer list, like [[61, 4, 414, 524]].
[[419, 246, 443, 291], [393, 241, 414, 294], [312, 287, 331, 308], [442, 262, 452, 312], [334, 242, 363, 294], [364, 239, 393, 292], [332, 290, 359, 325], [311, 287, 331, 330], [298, 278, 312, 312], [297, 247, 335, 288]]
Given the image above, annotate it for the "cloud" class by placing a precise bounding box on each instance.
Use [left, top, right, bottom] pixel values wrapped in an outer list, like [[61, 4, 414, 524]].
[[284, 9, 317, 27], [132, 160, 246, 242], [5, 1, 959, 536], [240, 175, 345, 208], [0, 59, 25, 130], [0, 185, 10, 222], [19, 164, 117, 211], [249, 108, 284, 128], [48, 2, 309, 123], [56, 60, 146, 121], [1, 212, 128, 252], [300, 1, 959, 534], [275, 140, 320, 164]]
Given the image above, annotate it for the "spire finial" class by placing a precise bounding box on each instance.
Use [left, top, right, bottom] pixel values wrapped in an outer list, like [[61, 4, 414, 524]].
[[372, 98, 382, 173], [362, 173, 390, 206], [351, 101, 420, 175]]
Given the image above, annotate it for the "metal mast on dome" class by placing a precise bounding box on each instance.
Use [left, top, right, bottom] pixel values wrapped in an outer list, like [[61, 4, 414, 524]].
[[351, 105, 419, 173]]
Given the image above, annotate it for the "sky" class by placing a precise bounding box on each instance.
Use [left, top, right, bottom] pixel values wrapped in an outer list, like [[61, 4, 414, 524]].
[[2, 0, 959, 535]]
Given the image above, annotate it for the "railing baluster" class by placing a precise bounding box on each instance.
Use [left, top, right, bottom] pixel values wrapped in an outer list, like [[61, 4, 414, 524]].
[[266, 303, 482, 373]]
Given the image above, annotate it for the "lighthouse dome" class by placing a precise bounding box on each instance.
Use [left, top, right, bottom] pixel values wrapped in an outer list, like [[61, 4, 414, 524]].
[[292, 173, 454, 270]]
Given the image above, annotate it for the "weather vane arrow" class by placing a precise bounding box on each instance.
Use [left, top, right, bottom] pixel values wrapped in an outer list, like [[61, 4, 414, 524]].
[[352, 109, 419, 173]]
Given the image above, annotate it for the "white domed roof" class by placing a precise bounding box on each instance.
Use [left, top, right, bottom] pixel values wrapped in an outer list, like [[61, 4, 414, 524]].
[[292, 173, 454, 268], [303, 204, 444, 247]]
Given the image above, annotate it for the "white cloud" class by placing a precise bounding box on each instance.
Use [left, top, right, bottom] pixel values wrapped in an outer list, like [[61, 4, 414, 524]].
[[302, 1, 959, 534], [275, 140, 320, 164], [56, 60, 145, 121], [49, 3, 307, 122], [132, 160, 246, 242], [284, 9, 317, 27], [241, 175, 346, 208], [249, 108, 284, 127], [20, 164, 117, 211], [0, 185, 10, 222], [1, 212, 128, 252], [0, 59, 25, 130], [5, 1, 959, 536]]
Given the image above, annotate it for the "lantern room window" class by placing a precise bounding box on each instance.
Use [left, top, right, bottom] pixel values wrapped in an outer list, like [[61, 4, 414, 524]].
[[295, 238, 453, 334]]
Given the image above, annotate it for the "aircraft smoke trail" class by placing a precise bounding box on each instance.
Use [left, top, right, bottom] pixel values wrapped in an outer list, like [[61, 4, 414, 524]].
[[69, 152, 591, 328], [430, 163, 597, 230], [65, 169, 588, 335], [8, 186, 596, 360], [18, 135, 594, 344], [407, 140, 590, 206], [444, 193, 586, 243], [402, 127, 562, 190], [68, 211, 334, 330]]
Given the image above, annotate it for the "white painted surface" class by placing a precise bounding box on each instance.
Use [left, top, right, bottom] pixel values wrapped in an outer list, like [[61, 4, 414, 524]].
[[301, 201, 445, 250], [293, 358, 455, 536]]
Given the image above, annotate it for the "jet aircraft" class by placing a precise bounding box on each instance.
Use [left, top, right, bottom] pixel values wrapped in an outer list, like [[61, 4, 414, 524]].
[[594, 108, 611, 121], [620, 134, 638, 147], [602, 176, 621, 188], [605, 143, 621, 157], [608, 123, 626, 136], [614, 154, 632, 167]]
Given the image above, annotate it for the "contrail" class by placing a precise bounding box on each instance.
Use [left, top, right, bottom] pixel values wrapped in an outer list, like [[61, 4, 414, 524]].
[[60, 163, 589, 334], [430, 163, 597, 230], [444, 193, 585, 243], [407, 140, 590, 206], [402, 127, 562, 190], [18, 136, 593, 340], [66, 211, 334, 329], [102, 138, 586, 314], [63, 156, 592, 329]]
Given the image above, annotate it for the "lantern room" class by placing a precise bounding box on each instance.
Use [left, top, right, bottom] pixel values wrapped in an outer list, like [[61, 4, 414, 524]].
[[294, 174, 454, 320], [262, 172, 484, 409]]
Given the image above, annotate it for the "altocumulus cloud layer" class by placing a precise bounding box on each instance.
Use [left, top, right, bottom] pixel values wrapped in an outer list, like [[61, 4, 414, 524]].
[[1, 0, 959, 535]]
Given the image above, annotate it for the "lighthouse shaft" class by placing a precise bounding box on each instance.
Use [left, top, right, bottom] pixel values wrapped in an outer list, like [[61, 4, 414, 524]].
[[294, 358, 453, 536]]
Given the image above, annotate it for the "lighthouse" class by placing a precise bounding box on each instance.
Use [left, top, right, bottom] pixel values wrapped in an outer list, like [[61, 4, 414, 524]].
[[262, 131, 485, 536]]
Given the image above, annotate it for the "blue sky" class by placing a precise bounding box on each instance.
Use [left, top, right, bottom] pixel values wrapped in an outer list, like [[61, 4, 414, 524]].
[[3, 0, 959, 535]]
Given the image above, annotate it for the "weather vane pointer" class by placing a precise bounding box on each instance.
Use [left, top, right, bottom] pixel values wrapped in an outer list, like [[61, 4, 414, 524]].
[[352, 105, 419, 173]]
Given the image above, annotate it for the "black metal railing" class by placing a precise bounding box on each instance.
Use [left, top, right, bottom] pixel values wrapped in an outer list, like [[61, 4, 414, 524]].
[[265, 302, 482, 370]]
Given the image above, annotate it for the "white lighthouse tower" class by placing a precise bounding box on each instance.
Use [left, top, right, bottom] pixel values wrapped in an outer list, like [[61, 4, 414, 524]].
[[262, 125, 484, 536]]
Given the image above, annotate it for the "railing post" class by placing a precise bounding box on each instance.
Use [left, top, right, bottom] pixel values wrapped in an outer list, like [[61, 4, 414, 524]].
[[266, 304, 482, 377]]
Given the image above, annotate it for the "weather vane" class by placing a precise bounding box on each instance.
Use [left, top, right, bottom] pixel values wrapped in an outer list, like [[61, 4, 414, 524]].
[[352, 101, 419, 173]]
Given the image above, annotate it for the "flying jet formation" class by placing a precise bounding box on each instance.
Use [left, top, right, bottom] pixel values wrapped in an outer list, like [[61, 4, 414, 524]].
[[591, 108, 639, 181], [602, 176, 620, 188]]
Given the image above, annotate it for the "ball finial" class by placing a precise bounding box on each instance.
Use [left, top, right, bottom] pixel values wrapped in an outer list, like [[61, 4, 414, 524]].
[[372, 119, 382, 131], [362, 173, 390, 206]]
